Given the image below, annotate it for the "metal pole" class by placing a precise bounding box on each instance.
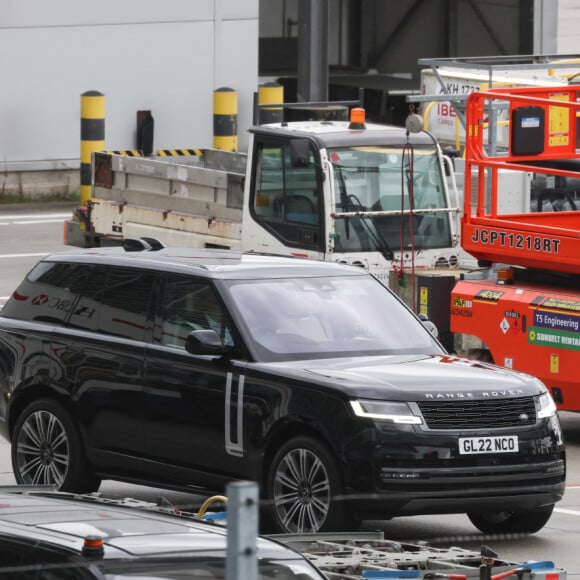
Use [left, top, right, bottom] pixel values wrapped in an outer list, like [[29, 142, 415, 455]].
[[297, 0, 329, 102], [80, 91, 105, 206], [226, 481, 258, 580], [534, 0, 558, 54], [258, 82, 284, 124], [214, 87, 238, 152]]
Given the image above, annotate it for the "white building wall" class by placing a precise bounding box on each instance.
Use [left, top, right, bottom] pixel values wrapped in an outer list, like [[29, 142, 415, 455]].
[[557, 0, 580, 53], [0, 0, 258, 171], [2, 0, 577, 175]]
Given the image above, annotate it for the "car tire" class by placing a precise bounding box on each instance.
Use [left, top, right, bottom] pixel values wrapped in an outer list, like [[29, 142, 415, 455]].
[[11, 398, 101, 493], [265, 436, 349, 534], [467, 506, 554, 534]]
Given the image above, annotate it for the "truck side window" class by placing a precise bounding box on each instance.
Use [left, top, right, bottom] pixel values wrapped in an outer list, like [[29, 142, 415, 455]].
[[250, 136, 323, 250]]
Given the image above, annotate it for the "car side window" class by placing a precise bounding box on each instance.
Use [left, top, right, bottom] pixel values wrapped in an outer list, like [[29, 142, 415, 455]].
[[70, 266, 154, 340], [1, 261, 91, 324], [159, 275, 233, 349]]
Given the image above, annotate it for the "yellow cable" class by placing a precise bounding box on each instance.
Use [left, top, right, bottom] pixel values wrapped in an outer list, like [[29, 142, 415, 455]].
[[196, 495, 228, 520], [422, 101, 436, 131]]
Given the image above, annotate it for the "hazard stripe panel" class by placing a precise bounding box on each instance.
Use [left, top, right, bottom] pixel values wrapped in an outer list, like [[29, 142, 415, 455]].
[[104, 150, 143, 157], [156, 149, 203, 157]]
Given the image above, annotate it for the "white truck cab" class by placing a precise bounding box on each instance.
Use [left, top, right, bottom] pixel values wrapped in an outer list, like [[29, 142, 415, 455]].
[[241, 108, 462, 281]]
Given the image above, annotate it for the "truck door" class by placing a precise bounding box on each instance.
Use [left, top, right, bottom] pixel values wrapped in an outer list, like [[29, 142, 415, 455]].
[[243, 134, 325, 257]]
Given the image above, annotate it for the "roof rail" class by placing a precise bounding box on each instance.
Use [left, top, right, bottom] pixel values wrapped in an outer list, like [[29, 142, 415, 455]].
[[122, 237, 165, 252], [141, 237, 165, 251]]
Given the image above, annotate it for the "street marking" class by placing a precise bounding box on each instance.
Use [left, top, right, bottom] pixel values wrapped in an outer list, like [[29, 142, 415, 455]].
[[0, 213, 70, 220], [555, 507, 580, 516], [553, 484, 580, 517], [0, 212, 69, 226], [0, 253, 47, 259], [11, 219, 66, 225]]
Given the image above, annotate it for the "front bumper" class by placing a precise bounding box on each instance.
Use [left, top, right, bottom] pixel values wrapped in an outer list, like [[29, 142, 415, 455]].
[[341, 415, 566, 519]]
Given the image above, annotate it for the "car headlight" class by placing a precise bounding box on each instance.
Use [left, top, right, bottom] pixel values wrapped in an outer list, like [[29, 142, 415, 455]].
[[350, 400, 422, 424], [537, 391, 557, 419]]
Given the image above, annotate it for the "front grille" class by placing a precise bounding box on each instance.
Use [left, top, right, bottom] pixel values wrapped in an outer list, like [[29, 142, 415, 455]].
[[417, 397, 536, 429]]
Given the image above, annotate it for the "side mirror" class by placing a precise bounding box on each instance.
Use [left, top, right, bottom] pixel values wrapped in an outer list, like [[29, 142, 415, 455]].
[[418, 314, 439, 338], [185, 329, 225, 355], [290, 139, 311, 168]]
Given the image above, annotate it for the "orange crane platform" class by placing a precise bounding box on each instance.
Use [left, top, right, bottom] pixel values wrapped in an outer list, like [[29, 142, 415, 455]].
[[461, 85, 580, 275], [451, 84, 580, 410]]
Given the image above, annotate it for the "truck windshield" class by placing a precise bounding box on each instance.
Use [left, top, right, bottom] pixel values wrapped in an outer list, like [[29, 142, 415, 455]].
[[329, 144, 452, 253]]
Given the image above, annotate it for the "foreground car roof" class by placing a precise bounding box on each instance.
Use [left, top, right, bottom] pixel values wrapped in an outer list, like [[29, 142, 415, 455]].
[[0, 491, 524, 578], [44, 248, 369, 279], [0, 490, 292, 560]]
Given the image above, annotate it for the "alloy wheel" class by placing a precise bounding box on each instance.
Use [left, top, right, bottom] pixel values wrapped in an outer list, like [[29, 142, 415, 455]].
[[15, 410, 69, 487], [272, 447, 331, 533]]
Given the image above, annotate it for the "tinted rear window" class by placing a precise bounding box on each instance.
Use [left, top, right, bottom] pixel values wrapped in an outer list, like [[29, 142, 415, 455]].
[[1, 262, 91, 324], [2, 261, 155, 342], [68, 266, 155, 341]]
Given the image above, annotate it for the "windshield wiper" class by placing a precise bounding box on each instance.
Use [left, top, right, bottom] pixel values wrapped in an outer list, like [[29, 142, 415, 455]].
[[333, 163, 394, 260], [345, 193, 394, 261]]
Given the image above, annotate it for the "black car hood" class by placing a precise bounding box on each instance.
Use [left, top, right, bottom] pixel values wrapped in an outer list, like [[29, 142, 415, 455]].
[[257, 354, 543, 401]]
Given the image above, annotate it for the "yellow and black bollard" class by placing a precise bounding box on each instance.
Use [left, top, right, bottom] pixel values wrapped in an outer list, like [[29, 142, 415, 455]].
[[80, 91, 105, 206], [213, 87, 238, 151], [258, 82, 284, 124]]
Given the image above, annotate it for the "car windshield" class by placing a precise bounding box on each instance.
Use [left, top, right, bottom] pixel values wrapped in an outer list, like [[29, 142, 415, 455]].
[[330, 144, 452, 254], [227, 274, 442, 362]]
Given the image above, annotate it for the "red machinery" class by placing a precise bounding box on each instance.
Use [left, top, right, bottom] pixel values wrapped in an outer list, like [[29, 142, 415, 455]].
[[451, 85, 580, 410]]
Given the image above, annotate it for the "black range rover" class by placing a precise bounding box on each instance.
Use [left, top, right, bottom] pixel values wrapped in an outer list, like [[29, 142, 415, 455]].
[[0, 244, 565, 535]]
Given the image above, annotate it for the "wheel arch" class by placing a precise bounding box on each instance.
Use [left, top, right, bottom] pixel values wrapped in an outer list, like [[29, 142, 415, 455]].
[[453, 332, 495, 363], [9, 383, 101, 493], [260, 417, 341, 491], [466, 347, 494, 363], [8, 384, 77, 439]]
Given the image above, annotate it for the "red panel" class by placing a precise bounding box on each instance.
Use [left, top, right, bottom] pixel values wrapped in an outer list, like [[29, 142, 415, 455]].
[[461, 217, 580, 275], [451, 279, 580, 411]]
